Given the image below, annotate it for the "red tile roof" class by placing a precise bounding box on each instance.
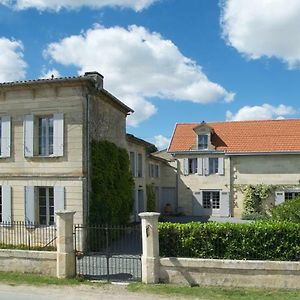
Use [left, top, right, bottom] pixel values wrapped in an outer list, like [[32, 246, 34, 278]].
[[168, 119, 300, 153]]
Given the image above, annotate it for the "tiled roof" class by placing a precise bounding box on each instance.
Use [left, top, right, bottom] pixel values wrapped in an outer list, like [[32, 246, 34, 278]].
[[168, 119, 300, 153]]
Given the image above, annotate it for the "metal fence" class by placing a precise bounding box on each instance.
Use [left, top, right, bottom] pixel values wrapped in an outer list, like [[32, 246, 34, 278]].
[[0, 222, 57, 251], [74, 224, 142, 281]]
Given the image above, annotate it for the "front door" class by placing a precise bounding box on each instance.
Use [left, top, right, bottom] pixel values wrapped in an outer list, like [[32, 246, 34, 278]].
[[193, 190, 220, 216]]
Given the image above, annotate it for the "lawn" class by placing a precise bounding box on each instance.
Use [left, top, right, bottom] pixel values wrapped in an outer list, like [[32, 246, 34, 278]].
[[128, 283, 300, 300]]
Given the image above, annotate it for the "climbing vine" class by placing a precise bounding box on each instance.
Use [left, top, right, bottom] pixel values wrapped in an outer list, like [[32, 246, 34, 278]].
[[146, 184, 156, 212], [89, 140, 134, 225]]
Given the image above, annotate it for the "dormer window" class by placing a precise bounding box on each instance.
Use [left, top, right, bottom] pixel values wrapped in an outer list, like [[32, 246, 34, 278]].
[[198, 134, 208, 150]]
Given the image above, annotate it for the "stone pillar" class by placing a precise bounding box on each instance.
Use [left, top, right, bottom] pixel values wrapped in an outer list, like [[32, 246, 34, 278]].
[[139, 212, 160, 284], [56, 211, 76, 278]]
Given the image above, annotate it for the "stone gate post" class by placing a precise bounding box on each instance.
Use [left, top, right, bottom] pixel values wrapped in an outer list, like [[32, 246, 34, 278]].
[[56, 211, 76, 278], [139, 212, 160, 284]]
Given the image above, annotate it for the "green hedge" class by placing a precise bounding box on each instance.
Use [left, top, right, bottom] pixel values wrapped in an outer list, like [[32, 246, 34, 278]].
[[159, 222, 300, 261], [272, 197, 300, 223]]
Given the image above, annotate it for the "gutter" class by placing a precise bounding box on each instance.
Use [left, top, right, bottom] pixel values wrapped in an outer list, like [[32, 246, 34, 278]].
[[169, 150, 300, 156]]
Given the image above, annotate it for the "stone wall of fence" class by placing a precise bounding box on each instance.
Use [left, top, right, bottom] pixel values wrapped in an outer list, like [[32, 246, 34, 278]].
[[0, 249, 57, 276], [139, 212, 300, 290], [0, 211, 75, 278]]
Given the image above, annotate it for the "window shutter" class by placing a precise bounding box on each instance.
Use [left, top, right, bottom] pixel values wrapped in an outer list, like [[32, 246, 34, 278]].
[[203, 157, 209, 175], [197, 158, 203, 175], [1, 116, 11, 158], [53, 113, 64, 157], [54, 186, 65, 213], [192, 191, 203, 216], [134, 152, 138, 177], [218, 157, 224, 175], [275, 191, 285, 205], [24, 115, 34, 157], [2, 185, 11, 224], [24, 186, 35, 225], [183, 158, 189, 175], [220, 191, 230, 217]]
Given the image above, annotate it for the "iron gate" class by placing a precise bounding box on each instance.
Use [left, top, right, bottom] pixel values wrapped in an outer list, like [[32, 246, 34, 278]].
[[74, 223, 142, 281]]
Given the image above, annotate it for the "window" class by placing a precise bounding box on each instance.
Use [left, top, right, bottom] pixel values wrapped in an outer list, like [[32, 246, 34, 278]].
[[38, 116, 54, 156], [130, 152, 135, 176], [203, 191, 220, 209], [154, 165, 159, 178], [209, 158, 218, 174], [137, 153, 143, 177], [149, 163, 160, 178], [188, 158, 197, 174], [38, 187, 54, 226], [198, 134, 208, 150], [285, 192, 300, 201]]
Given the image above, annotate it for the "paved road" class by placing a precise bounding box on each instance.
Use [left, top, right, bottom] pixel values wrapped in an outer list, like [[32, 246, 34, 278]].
[[0, 283, 172, 300]]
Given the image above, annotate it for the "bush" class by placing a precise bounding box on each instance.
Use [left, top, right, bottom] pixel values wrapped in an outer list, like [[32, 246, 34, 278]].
[[159, 221, 300, 261], [89, 140, 134, 225], [241, 212, 270, 221], [272, 197, 300, 223]]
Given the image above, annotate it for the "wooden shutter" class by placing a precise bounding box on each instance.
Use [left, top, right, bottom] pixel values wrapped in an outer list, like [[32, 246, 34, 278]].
[[203, 157, 209, 175], [2, 185, 11, 224], [275, 191, 285, 205], [1, 116, 11, 158], [24, 186, 35, 225], [218, 157, 224, 175], [54, 186, 65, 213], [24, 115, 34, 157], [220, 191, 230, 217], [53, 113, 64, 157], [183, 158, 189, 175], [197, 158, 203, 175]]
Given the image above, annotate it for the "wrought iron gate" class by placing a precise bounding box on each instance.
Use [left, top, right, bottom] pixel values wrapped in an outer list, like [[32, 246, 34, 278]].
[[74, 224, 142, 281]]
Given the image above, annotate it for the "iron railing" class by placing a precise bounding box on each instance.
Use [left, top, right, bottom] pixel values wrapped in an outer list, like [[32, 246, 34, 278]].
[[0, 221, 57, 251]]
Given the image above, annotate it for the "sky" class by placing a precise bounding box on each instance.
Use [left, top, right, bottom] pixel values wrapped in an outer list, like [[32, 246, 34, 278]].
[[1, 0, 300, 149]]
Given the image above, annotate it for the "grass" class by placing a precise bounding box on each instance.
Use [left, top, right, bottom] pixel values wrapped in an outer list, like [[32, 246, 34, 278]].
[[0, 272, 103, 287], [128, 283, 300, 300]]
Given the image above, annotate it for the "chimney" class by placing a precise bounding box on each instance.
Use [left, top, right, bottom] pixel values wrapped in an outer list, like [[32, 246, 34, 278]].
[[84, 71, 104, 90]]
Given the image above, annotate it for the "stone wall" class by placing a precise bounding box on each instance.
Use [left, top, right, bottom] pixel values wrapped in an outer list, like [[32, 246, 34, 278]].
[[159, 257, 300, 289], [0, 249, 56, 276]]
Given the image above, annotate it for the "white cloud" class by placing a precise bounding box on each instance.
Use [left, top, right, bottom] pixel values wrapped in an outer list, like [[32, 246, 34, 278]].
[[44, 25, 234, 126], [0, 37, 27, 82], [153, 134, 170, 150], [221, 0, 300, 68], [0, 0, 158, 11], [40, 68, 61, 79], [226, 104, 296, 121]]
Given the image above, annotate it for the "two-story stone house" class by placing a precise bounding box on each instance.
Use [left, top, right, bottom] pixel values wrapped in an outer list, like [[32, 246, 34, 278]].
[[0, 72, 132, 225], [168, 120, 300, 217]]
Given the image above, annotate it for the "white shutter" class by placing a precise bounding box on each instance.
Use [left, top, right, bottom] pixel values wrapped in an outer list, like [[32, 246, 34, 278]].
[[53, 113, 64, 157], [275, 191, 285, 205], [24, 186, 35, 225], [192, 191, 203, 216], [24, 115, 34, 157], [197, 158, 203, 175], [203, 157, 209, 175], [183, 158, 189, 175], [2, 185, 11, 224], [220, 191, 230, 217], [54, 186, 65, 213], [218, 157, 224, 175], [134, 152, 138, 177], [1, 116, 11, 158]]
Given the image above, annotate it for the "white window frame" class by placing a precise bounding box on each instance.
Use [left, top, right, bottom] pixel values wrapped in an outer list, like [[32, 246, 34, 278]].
[[188, 158, 197, 174], [129, 152, 136, 177], [209, 157, 219, 174], [198, 134, 208, 150], [137, 153, 143, 178], [284, 190, 300, 201], [38, 115, 54, 156], [38, 187, 55, 226], [202, 190, 220, 209]]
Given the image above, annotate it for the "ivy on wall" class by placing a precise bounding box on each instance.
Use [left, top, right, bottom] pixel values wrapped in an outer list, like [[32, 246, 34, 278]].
[[146, 184, 156, 212], [89, 140, 134, 225]]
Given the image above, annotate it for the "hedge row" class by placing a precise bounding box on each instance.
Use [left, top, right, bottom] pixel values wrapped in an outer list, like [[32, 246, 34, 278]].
[[159, 221, 300, 261]]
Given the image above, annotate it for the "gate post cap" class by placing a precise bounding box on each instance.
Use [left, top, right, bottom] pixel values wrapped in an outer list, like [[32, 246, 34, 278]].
[[139, 212, 160, 219]]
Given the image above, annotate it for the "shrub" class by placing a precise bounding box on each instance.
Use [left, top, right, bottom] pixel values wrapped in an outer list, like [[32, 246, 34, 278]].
[[241, 212, 270, 221], [159, 221, 300, 261], [89, 140, 134, 225], [272, 197, 300, 223]]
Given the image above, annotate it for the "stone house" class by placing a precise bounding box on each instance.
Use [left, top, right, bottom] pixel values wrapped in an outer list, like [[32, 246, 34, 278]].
[[126, 134, 177, 221], [168, 120, 300, 217], [0, 72, 132, 225]]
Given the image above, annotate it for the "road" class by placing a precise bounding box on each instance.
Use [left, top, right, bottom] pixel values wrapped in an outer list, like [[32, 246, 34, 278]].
[[0, 283, 172, 300]]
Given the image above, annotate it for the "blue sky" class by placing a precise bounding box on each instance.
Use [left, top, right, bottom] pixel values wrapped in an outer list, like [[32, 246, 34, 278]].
[[1, 0, 300, 149]]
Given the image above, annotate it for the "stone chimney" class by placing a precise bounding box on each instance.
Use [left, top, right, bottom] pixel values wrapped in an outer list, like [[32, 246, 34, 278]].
[[84, 71, 104, 90]]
